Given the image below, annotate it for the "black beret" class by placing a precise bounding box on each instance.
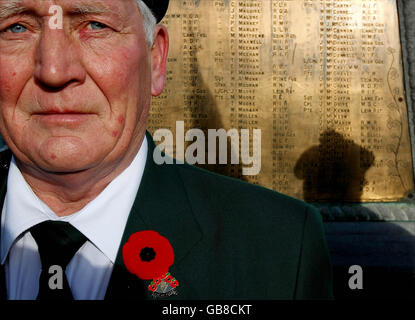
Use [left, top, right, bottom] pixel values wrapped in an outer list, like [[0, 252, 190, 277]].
[[142, 0, 170, 23]]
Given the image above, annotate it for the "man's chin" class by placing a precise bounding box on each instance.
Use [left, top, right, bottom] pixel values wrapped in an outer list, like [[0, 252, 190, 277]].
[[33, 138, 109, 174]]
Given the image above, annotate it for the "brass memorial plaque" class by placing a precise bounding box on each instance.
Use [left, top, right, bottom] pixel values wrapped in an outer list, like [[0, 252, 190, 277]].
[[148, 0, 414, 202]]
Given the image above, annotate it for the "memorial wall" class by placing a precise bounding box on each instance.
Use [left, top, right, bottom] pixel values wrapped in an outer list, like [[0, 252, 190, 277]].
[[148, 0, 415, 202]]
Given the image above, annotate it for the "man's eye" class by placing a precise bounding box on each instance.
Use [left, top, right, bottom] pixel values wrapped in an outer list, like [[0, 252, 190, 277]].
[[4, 23, 27, 33], [88, 22, 108, 30]]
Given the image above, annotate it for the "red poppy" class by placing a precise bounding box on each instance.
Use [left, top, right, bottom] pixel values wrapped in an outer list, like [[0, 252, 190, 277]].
[[123, 230, 174, 280], [170, 280, 179, 288]]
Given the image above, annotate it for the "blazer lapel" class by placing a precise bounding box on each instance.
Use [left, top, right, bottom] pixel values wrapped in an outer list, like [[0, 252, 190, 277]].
[[0, 149, 12, 300], [105, 132, 202, 300]]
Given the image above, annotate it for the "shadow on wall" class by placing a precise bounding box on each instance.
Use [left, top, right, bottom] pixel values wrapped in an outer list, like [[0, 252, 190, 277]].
[[294, 129, 375, 202], [183, 29, 247, 181]]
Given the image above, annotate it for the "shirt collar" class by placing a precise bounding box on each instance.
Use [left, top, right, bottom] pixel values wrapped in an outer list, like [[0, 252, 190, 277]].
[[1, 136, 148, 265]]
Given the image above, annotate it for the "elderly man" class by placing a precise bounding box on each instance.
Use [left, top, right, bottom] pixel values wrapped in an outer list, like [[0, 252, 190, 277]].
[[0, 0, 333, 300]]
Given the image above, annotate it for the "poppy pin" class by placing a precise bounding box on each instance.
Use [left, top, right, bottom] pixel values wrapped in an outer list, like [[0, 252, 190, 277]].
[[122, 230, 179, 297]]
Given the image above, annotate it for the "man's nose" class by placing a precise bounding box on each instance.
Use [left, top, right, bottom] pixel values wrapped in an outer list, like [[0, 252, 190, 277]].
[[34, 26, 86, 90]]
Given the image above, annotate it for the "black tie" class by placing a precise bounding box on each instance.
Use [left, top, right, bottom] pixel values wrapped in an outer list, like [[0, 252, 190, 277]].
[[29, 221, 87, 300]]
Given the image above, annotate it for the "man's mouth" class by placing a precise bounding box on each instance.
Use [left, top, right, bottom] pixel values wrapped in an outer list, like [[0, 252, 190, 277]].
[[32, 110, 95, 125]]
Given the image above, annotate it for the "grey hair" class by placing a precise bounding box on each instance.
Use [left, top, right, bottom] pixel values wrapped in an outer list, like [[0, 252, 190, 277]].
[[136, 0, 157, 47]]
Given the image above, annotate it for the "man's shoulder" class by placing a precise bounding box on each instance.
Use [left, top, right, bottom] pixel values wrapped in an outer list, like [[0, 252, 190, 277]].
[[171, 163, 329, 296], [173, 162, 317, 229]]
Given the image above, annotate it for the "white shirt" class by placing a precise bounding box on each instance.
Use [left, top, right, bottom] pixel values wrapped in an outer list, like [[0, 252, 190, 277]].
[[0, 137, 148, 300]]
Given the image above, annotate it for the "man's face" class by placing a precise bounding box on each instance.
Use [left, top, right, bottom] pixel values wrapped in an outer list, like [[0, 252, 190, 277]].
[[0, 0, 167, 173]]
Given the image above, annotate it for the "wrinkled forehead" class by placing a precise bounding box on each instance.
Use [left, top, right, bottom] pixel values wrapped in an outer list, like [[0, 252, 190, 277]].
[[0, 0, 139, 21]]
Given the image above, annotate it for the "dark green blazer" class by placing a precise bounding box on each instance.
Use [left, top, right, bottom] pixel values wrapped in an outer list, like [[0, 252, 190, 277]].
[[0, 132, 333, 300]]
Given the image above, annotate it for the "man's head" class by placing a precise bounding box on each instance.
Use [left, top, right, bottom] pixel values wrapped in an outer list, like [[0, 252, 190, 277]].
[[0, 0, 169, 176]]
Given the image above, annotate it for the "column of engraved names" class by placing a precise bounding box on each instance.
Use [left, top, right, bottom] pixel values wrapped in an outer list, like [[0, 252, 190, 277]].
[[299, 0, 319, 199], [318, 0, 355, 191], [320, 0, 354, 136], [359, 0, 386, 195], [228, 0, 239, 177], [271, 0, 296, 193], [230, 0, 264, 182], [213, 1, 235, 177], [302, 0, 317, 118]]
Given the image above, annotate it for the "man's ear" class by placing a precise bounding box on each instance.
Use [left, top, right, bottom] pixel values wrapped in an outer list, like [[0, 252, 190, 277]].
[[150, 25, 169, 97]]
